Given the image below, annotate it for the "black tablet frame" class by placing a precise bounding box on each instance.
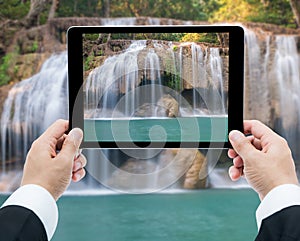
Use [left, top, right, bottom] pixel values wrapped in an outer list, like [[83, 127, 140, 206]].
[[67, 25, 244, 149]]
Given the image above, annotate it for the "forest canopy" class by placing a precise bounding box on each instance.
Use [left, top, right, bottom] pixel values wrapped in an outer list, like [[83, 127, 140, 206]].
[[0, 0, 298, 28]]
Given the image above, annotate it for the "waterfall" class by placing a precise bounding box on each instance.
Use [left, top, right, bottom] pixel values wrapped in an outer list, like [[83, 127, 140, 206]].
[[101, 17, 137, 26], [190, 43, 225, 115], [144, 48, 163, 115], [100, 17, 193, 26], [2, 22, 300, 192], [273, 35, 300, 159], [208, 47, 226, 114], [191, 43, 206, 111], [85, 40, 146, 117], [244, 28, 300, 160], [85, 40, 226, 119], [1, 52, 68, 170], [244, 29, 272, 123]]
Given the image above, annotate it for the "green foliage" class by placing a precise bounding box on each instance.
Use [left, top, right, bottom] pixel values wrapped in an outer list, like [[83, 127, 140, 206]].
[[0, 51, 17, 86], [211, 0, 255, 22], [163, 72, 182, 92], [57, 0, 100, 17], [84, 55, 94, 71], [163, 55, 182, 91], [172, 45, 178, 51], [0, 0, 30, 20], [57, 0, 217, 21], [84, 34, 100, 41], [210, 0, 295, 27], [0, 0, 296, 28], [247, 0, 295, 27], [109, 33, 184, 42], [180, 33, 201, 42], [56, 0, 295, 28], [31, 41, 39, 52], [180, 33, 219, 44]]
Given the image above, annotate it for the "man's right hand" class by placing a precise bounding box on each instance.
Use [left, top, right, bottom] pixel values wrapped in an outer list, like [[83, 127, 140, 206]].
[[21, 119, 87, 201], [228, 120, 299, 200]]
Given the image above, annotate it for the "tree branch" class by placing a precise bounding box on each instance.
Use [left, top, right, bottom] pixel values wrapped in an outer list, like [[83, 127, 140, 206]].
[[289, 0, 300, 28]]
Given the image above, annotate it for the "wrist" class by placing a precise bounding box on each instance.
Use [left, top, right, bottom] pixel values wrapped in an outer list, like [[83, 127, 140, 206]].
[[256, 184, 300, 230], [258, 177, 299, 201], [1, 184, 58, 240]]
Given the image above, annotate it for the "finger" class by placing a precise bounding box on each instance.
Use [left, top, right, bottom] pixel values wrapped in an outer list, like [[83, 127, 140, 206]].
[[40, 119, 69, 141], [233, 156, 244, 168], [228, 166, 243, 181], [56, 134, 67, 150], [58, 128, 83, 161], [73, 154, 87, 172], [251, 137, 262, 150], [244, 120, 285, 153], [243, 120, 276, 142], [229, 130, 259, 163], [227, 133, 254, 159], [72, 168, 86, 182], [228, 148, 238, 159]]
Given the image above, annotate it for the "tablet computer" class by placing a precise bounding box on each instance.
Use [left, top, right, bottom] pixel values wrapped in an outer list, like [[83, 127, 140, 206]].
[[67, 25, 244, 149]]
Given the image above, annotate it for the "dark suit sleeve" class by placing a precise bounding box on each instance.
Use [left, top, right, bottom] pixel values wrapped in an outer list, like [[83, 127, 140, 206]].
[[255, 205, 300, 241], [0, 205, 47, 241]]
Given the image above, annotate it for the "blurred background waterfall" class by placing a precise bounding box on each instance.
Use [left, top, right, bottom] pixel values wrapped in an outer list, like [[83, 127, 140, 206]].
[[0, 0, 300, 240], [1, 19, 300, 192]]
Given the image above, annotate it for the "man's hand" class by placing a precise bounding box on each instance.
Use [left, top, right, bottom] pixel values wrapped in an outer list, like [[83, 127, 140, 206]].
[[21, 119, 87, 200], [228, 120, 298, 200]]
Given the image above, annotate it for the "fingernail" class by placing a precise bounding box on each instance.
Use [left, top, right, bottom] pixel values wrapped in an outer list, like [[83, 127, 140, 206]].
[[75, 149, 82, 158], [229, 130, 244, 142], [75, 161, 82, 170], [69, 128, 83, 146], [75, 173, 81, 181]]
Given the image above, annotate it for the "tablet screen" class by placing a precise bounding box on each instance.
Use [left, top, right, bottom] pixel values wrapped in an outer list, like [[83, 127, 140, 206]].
[[68, 26, 244, 148]]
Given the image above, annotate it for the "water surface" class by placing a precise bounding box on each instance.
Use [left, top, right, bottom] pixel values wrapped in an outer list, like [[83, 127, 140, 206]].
[[8, 189, 259, 241], [84, 116, 228, 142]]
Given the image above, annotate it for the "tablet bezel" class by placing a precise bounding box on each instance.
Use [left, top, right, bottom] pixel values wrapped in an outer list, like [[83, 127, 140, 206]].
[[67, 25, 244, 149]]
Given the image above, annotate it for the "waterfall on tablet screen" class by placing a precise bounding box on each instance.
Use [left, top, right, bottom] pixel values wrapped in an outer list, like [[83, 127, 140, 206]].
[[84, 40, 226, 120]]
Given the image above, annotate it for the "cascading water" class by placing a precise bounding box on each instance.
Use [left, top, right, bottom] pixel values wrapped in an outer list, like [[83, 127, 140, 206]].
[[82, 39, 228, 192], [1, 52, 68, 171], [101, 17, 137, 26], [189, 43, 225, 115], [85, 40, 146, 117], [85, 40, 226, 120], [244, 29, 272, 124], [0, 37, 227, 191], [273, 35, 300, 159], [191, 43, 204, 111], [209, 48, 226, 113], [1, 23, 300, 191], [244, 28, 300, 161], [144, 48, 163, 115]]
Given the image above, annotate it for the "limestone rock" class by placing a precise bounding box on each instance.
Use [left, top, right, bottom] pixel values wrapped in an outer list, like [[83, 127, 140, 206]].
[[157, 94, 179, 117], [133, 94, 179, 117], [183, 150, 207, 189], [134, 103, 166, 117]]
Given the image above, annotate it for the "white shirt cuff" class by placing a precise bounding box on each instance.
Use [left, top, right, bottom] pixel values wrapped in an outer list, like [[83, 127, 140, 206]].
[[1, 184, 58, 240], [256, 184, 300, 230]]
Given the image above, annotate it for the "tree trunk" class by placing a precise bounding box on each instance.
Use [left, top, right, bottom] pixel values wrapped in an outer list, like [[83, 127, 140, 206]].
[[289, 0, 300, 28], [124, 0, 139, 17], [23, 0, 49, 28], [48, 0, 59, 20], [102, 0, 110, 18]]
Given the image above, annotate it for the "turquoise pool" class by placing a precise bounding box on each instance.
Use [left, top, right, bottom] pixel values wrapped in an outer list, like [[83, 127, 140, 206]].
[[84, 116, 228, 142], [0, 189, 260, 241]]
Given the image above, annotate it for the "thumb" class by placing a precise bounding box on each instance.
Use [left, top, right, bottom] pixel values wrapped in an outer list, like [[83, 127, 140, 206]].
[[59, 128, 83, 160], [229, 130, 257, 162]]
